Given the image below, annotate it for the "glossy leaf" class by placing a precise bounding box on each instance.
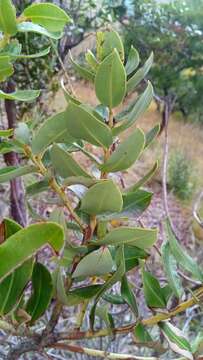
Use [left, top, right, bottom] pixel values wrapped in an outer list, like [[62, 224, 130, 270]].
[[65, 102, 113, 148], [0, 0, 17, 35], [0, 89, 40, 101], [69, 52, 95, 82], [26, 262, 53, 323], [73, 248, 113, 278], [0, 165, 37, 184], [0, 219, 33, 315], [127, 52, 154, 93], [65, 285, 103, 306], [159, 321, 193, 360], [95, 49, 126, 109], [50, 144, 91, 178], [23, 3, 71, 33], [96, 30, 124, 62], [0, 222, 64, 282], [113, 82, 153, 136], [0, 56, 13, 82], [125, 45, 140, 76], [162, 241, 183, 299], [126, 162, 158, 192], [94, 227, 157, 249], [121, 275, 138, 316], [164, 219, 203, 281], [80, 180, 123, 215], [17, 22, 62, 39], [100, 128, 145, 172], [102, 292, 125, 305], [31, 111, 76, 155], [142, 270, 166, 308]]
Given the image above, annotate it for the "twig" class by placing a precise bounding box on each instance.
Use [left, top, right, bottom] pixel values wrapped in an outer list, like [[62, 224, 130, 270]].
[[50, 342, 158, 360], [193, 190, 203, 228]]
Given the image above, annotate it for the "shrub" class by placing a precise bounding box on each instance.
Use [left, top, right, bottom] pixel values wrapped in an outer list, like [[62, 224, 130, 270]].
[[0, 2, 203, 359], [168, 151, 197, 200]]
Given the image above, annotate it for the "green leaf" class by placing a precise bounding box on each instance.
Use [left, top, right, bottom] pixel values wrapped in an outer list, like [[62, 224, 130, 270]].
[[23, 3, 71, 33], [94, 227, 157, 249], [0, 165, 37, 184], [26, 179, 49, 197], [17, 22, 62, 39], [0, 219, 33, 315], [127, 52, 154, 93], [50, 144, 91, 179], [49, 208, 68, 242], [26, 262, 53, 323], [14, 123, 30, 145], [0, 56, 13, 82], [134, 323, 153, 343], [112, 82, 153, 136], [95, 305, 114, 331], [102, 292, 125, 305], [65, 102, 113, 148], [121, 275, 138, 316], [161, 241, 183, 299], [142, 270, 166, 308], [158, 321, 193, 360], [0, 0, 17, 35], [95, 49, 126, 109], [96, 30, 124, 62], [145, 124, 160, 149], [61, 78, 81, 105], [69, 52, 95, 82], [0, 222, 64, 282], [164, 219, 203, 281], [0, 89, 40, 101], [63, 176, 97, 188], [65, 285, 103, 306], [125, 45, 140, 76], [0, 141, 17, 155], [72, 248, 113, 279], [98, 189, 152, 221], [31, 111, 76, 155], [15, 46, 50, 59], [81, 180, 123, 215], [85, 49, 99, 72], [100, 128, 145, 173], [90, 246, 125, 329], [0, 40, 21, 59], [52, 267, 68, 305], [0, 129, 13, 137], [126, 161, 158, 192]]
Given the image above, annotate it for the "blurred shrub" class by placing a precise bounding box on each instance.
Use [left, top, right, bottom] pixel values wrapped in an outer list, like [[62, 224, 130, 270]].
[[168, 151, 197, 200]]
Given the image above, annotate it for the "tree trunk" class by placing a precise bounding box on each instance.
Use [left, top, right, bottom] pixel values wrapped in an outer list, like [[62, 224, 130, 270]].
[[3, 80, 27, 227]]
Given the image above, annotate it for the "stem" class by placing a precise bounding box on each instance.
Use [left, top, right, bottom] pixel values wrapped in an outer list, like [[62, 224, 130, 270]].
[[50, 343, 158, 360], [25, 148, 85, 231]]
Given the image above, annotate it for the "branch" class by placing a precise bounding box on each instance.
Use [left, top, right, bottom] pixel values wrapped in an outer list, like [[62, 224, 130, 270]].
[[193, 190, 203, 228], [50, 342, 158, 360]]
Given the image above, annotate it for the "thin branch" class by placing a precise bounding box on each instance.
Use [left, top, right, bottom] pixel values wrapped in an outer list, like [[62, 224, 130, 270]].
[[193, 190, 203, 228], [50, 342, 158, 360]]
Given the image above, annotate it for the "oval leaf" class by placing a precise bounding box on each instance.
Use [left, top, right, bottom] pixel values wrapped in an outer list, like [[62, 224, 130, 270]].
[[0, 0, 17, 35], [23, 3, 71, 33], [94, 227, 157, 249], [65, 102, 113, 148], [100, 128, 145, 173], [121, 275, 138, 316], [0, 56, 13, 82], [0, 222, 64, 282], [31, 111, 76, 155], [26, 262, 53, 323], [80, 180, 123, 215], [97, 30, 124, 62], [17, 22, 62, 39], [0, 89, 40, 101], [72, 248, 113, 278], [0, 165, 37, 184], [95, 49, 126, 109], [50, 144, 91, 178]]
